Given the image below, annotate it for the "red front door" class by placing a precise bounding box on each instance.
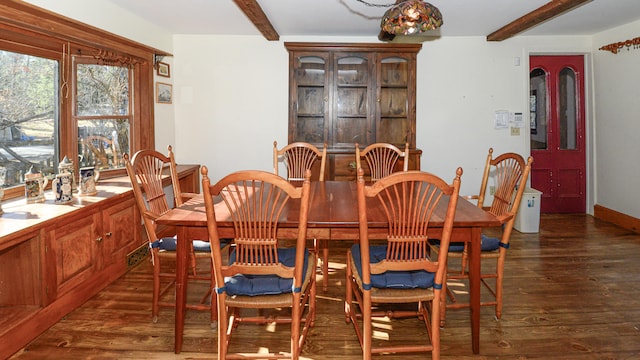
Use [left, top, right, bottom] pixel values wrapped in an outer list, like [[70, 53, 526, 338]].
[[529, 55, 586, 213]]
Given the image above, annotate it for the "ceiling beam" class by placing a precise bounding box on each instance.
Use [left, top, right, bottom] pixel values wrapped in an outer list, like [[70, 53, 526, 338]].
[[233, 0, 279, 41], [487, 0, 592, 41]]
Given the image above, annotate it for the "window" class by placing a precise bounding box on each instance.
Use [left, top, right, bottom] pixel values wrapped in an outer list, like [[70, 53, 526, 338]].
[[75, 61, 131, 170], [0, 3, 159, 199], [0, 50, 59, 187]]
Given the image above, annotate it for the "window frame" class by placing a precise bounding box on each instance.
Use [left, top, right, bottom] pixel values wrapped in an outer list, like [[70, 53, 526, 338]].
[[0, 2, 163, 199], [73, 57, 133, 171]]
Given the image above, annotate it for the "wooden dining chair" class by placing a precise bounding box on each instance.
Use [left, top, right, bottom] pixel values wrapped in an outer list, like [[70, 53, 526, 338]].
[[124, 146, 214, 324], [273, 140, 332, 291], [273, 141, 327, 181], [429, 148, 533, 324], [202, 167, 316, 360], [345, 167, 462, 360], [355, 142, 409, 182]]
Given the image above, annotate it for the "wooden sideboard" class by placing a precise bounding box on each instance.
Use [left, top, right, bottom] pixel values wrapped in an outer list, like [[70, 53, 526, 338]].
[[0, 164, 200, 359]]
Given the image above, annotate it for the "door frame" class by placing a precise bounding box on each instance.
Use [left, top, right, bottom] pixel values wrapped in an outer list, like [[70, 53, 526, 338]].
[[525, 52, 595, 215]]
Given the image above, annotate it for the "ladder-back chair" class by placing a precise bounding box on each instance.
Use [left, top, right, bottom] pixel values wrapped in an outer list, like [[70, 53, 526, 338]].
[[124, 146, 213, 324], [355, 142, 409, 182], [345, 167, 462, 360], [273, 141, 327, 181], [202, 167, 317, 360], [430, 148, 532, 323], [274, 140, 332, 291]]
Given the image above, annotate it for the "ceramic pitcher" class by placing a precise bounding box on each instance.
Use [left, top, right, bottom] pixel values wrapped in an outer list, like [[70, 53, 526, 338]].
[[24, 167, 48, 204], [79, 166, 100, 196], [52, 172, 74, 204]]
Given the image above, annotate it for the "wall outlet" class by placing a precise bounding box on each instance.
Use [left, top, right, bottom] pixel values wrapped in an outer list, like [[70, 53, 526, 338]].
[[510, 127, 520, 136], [489, 186, 495, 195]]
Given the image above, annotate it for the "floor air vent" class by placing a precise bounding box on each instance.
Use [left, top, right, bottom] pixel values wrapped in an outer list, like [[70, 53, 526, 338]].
[[127, 243, 149, 269]]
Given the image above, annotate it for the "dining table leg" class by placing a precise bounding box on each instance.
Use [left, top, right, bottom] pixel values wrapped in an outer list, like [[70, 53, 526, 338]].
[[322, 239, 329, 292], [174, 226, 189, 354], [468, 226, 482, 354]]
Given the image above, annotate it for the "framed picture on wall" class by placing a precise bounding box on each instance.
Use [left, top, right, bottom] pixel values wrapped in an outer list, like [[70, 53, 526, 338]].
[[156, 82, 172, 104], [157, 62, 170, 77]]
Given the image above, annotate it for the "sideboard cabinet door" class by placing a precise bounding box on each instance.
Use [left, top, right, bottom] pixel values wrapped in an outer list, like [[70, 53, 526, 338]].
[[100, 197, 139, 270], [47, 211, 100, 300]]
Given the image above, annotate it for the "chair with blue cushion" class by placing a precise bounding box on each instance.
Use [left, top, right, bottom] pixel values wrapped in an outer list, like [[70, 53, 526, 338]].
[[274, 140, 333, 292], [345, 167, 462, 360], [201, 167, 316, 360], [429, 148, 533, 323], [124, 146, 214, 324]]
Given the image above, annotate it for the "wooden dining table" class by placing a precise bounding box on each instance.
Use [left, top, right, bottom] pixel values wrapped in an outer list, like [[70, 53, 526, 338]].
[[155, 180, 500, 355]]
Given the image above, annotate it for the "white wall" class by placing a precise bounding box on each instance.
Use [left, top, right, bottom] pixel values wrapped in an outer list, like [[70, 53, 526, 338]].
[[171, 35, 289, 180], [154, 56, 176, 152], [24, 0, 173, 52], [171, 35, 592, 198], [592, 20, 640, 218]]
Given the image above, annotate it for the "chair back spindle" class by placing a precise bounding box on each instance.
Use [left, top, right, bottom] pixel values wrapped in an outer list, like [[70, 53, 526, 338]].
[[274, 141, 327, 182], [356, 142, 409, 182]]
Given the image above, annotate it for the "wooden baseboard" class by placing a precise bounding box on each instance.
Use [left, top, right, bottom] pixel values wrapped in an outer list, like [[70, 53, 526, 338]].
[[594, 204, 640, 234]]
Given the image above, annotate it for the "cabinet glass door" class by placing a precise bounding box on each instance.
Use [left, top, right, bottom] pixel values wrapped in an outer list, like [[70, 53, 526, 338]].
[[377, 55, 410, 146], [292, 54, 329, 145], [333, 53, 373, 148]]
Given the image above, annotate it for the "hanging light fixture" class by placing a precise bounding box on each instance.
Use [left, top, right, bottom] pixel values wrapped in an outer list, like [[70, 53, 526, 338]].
[[357, 0, 443, 36], [381, 1, 443, 35]]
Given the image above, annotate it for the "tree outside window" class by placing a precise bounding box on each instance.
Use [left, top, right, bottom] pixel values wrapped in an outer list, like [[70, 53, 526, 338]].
[[0, 50, 58, 187]]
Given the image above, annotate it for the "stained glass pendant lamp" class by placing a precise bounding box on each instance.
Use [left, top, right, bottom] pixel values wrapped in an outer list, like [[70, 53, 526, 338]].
[[381, 0, 443, 35], [357, 0, 443, 36]]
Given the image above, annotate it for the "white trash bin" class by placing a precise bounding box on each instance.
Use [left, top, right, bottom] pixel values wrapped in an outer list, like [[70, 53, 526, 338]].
[[514, 188, 542, 233]]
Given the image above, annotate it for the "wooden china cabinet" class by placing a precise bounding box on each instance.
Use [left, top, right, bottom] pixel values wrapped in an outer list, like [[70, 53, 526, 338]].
[[286, 42, 422, 180]]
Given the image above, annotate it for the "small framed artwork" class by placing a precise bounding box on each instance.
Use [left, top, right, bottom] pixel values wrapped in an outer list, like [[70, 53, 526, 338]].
[[157, 62, 170, 77], [156, 82, 172, 104]]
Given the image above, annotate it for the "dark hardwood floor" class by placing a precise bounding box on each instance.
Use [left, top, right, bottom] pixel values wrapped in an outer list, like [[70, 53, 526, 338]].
[[10, 214, 640, 359]]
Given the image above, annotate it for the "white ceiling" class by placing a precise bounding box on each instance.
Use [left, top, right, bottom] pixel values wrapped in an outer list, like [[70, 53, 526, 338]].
[[105, 0, 640, 39]]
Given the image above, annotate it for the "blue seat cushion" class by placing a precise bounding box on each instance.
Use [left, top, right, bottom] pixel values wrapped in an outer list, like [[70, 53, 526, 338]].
[[429, 239, 465, 252], [350, 244, 434, 289], [479, 234, 500, 251], [430, 234, 500, 253], [156, 237, 178, 251], [155, 237, 230, 252], [224, 247, 309, 296]]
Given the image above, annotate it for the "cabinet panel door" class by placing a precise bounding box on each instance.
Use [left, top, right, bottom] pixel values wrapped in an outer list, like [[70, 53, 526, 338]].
[[333, 53, 374, 148], [49, 214, 99, 298], [290, 53, 330, 145], [0, 231, 43, 307], [376, 54, 416, 147], [101, 198, 138, 269], [333, 154, 357, 180]]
